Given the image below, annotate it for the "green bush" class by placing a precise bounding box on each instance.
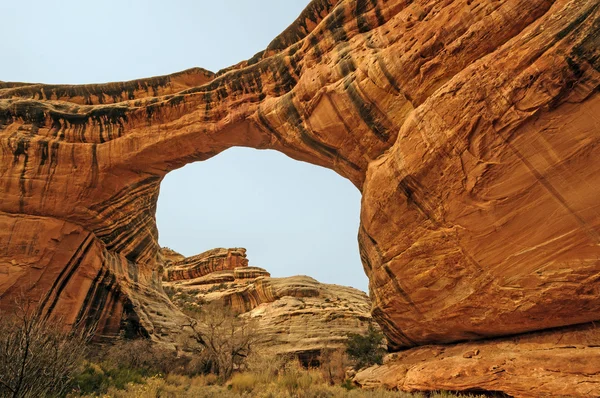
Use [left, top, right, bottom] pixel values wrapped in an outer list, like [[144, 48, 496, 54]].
[[345, 324, 386, 370], [341, 378, 356, 390], [70, 361, 148, 394]]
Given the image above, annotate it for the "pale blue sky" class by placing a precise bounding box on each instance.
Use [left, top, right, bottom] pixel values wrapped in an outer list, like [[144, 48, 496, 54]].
[[0, 1, 368, 292]]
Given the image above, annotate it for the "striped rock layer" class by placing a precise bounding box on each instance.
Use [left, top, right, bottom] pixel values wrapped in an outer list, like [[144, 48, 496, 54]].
[[163, 248, 374, 359], [0, 0, 599, 395], [162, 247, 249, 282]]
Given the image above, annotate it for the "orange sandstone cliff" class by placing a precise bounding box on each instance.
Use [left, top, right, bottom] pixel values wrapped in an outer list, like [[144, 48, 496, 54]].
[[0, 0, 599, 395]]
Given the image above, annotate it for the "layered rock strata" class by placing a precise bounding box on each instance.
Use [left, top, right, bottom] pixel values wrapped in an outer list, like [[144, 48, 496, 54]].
[[354, 323, 600, 397], [1, 0, 599, 395], [163, 248, 374, 358], [163, 247, 249, 282]]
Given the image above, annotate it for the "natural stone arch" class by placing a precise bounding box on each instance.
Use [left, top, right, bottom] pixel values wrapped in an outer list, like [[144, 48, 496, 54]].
[[0, 0, 599, 353], [155, 146, 366, 291]]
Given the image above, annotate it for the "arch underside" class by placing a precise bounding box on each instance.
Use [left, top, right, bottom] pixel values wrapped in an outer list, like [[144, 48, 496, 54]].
[[0, 0, 599, 356]]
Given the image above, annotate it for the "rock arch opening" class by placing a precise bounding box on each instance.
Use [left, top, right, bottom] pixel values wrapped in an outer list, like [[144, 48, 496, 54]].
[[1, 4, 599, 389], [156, 147, 367, 292]]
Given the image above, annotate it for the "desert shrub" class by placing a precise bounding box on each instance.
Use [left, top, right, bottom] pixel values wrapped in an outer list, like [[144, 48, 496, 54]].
[[200, 373, 219, 386], [279, 361, 327, 397], [319, 348, 351, 385], [104, 338, 192, 375], [70, 338, 190, 395], [207, 283, 228, 293], [71, 361, 147, 394], [0, 301, 89, 398], [184, 301, 261, 380], [244, 350, 290, 384], [102, 375, 165, 398], [182, 352, 214, 376], [70, 362, 106, 394], [345, 389, 425, 398], [345, 324, 386, 370], [341, 378, 356, 390], [164, 285, 177, 300]]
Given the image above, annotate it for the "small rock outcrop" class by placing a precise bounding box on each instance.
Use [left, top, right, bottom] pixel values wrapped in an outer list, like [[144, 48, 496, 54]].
[[354, 323, 600, 397], [163, 247, 249, 282], [162, 248, 375, 359]]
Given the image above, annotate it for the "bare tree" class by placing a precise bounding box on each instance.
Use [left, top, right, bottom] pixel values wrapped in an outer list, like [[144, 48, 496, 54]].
[[0, 300, 90, 398], [183, 301, 261, 380], [319, 347, 351, 385]]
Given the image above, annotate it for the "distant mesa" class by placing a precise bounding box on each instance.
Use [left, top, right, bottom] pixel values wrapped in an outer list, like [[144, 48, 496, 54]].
[[162, 247, 376, 362]]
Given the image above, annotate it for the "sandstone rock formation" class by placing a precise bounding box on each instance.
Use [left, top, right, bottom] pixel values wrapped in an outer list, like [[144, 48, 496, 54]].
[[163, 247, 249, 282], [1, 0, 599, 395], [354, 323, 600, 397], [163, 247, 374, 359]]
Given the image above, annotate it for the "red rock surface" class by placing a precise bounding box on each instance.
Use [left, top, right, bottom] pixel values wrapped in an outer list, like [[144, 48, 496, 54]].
[[354, 323, 600, 397], [0, 0, 599, 395]]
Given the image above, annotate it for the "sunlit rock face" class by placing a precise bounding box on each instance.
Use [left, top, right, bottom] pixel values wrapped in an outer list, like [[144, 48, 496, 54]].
[[162, 247, 249, 282], [0, 0, 599, 394], [162, 247, 375, 359]]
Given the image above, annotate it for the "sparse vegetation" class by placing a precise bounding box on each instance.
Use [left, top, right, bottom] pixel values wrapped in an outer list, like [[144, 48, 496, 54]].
[[165, 286, 206, 315], [183, 301, 261, 380], [345, 324, 386, 370], [207, 282, 229, 293], [0, 300, 90, 398], [318, 347, 351, 385], [69, 352, 499, 397], [0, 298, 503, 397]]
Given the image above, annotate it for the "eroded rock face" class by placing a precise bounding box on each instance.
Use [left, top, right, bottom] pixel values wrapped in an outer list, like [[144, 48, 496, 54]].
[[354, 323, 600, 397], [162, 247, 249, 282], [1, 0, 599, 394], [163, 248, 374, 358]]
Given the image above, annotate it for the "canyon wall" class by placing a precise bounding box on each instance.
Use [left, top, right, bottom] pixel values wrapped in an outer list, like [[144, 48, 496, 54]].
[[162, 247, 375, 361], [1, 0, 599, 394]]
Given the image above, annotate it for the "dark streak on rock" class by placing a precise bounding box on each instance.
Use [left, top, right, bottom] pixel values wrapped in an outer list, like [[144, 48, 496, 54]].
[[90, 143, 99, 189], [326, 3, 348, 42], [42, 234, 95, 318], [309, 35, 323, 62], [38, 140, 48, 167], [372, 306, 416, 349], [283, 95, 361, 171], [397, 175, 440, 226], [377, 57, 402, 94], [356, 0, 372, 33], [555, 3, 598, 41], [270, 55, 299, 95], [125, 234, 153, 263], [343, 77, 390, 142], [265, 0, 338, 53], [383, 263, 421, 314], [571, 12, 600, 72]]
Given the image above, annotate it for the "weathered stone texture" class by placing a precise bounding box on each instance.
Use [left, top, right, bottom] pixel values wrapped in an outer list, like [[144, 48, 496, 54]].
[[1, 0, 599, 395], [163, 247, 374, 358], [163, 247, 248, 282], [354, 323, 600, 397]]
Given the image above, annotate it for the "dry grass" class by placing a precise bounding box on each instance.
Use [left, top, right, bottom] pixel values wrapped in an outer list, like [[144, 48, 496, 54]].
[[84, 371, 494, 398], [70, 346, 498, 397]]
